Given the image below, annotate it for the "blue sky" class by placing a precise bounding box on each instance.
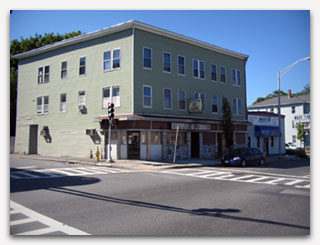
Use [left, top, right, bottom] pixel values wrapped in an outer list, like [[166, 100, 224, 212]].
[[10, 10, 310, 106]]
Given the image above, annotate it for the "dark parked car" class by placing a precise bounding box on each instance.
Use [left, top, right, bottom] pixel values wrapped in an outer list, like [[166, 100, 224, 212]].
[[221, 148, 265, 167]]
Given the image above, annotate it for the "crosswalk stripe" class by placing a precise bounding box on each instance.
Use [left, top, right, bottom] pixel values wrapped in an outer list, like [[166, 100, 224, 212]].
[[161, 169, 310, 189], [17, 227, 60, 235], [10, 217, 34, 226], [10, 201, 89, 235]]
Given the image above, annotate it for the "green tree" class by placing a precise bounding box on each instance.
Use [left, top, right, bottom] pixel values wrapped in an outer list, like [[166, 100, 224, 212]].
[[221, 97, 234, 154], [297, 121, 305, 149], [10, 31, 82, 136]]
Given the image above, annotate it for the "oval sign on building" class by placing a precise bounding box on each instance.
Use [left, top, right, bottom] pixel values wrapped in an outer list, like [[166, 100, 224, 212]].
[[188, 98, 203, 113]]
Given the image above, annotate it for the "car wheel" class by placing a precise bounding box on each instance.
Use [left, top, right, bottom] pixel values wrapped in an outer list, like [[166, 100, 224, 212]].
[[241, 159, 246, 167], [260, 158, 264, 165]]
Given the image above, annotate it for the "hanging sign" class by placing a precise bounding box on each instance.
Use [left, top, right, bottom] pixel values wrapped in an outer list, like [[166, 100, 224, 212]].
[[188, 98, 203, 113]]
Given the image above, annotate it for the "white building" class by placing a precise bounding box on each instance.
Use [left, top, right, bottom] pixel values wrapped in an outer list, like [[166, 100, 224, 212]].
[[248, 91, 310, 148], [248, 112, 285, 155]]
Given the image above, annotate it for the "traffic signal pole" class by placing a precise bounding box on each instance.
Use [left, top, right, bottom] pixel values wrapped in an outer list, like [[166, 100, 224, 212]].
[[107, 103, 115, 163]]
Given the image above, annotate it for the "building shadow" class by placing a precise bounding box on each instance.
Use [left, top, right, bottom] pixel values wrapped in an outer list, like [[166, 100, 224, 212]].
[[48, 187, 309, 231], [10, 168, 100, 193]]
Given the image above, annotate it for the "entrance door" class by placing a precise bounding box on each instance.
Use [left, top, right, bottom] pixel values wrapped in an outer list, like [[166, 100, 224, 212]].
[[191, 132, 199, 158], [28, 125, 38, 154], [127, 131, 140, 159], [217, 133, 223, 157], [263, 138, 269, 156]]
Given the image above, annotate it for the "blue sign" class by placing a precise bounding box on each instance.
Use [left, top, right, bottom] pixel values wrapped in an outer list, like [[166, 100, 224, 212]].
[[255, 126, 280, 137]]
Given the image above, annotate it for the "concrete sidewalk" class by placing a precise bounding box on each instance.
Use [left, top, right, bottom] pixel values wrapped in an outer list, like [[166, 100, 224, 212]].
[[10, 153, 302, 170]]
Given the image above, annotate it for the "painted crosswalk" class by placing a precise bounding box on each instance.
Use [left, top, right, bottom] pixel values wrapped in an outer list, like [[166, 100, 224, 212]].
[[10, 201, 89, 235], [10, 166, 131, 180], [161, 168, 310, 189]]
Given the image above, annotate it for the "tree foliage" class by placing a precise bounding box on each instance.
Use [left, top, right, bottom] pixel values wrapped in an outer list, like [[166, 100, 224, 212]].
[[297, 121, 305, 148], [221, 97, 234, 153], [252, 85, 310, 105], [10, 31, 82, 136]]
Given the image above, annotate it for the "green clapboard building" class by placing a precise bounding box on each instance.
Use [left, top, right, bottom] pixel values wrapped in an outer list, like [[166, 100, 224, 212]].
[[13, 20, 249, 161]]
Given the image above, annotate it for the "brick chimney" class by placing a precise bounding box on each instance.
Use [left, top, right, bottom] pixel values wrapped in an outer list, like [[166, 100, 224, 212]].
[[288, 89, 292, 98]]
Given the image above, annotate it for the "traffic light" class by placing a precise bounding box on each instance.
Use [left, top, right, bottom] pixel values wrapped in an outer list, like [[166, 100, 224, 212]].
[[108, 103, 114, 120]]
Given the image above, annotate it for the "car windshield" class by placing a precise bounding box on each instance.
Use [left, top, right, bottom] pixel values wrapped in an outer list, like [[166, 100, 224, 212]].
[[230, 148, 248, 156]]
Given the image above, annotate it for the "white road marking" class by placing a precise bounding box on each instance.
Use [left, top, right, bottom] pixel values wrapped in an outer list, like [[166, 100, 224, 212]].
[[161, 168, 310, 189], [10, 201, 89, 235], [10, 166, 131, 179]]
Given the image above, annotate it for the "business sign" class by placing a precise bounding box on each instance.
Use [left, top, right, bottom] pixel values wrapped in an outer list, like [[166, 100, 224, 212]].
[[188, 98, 203, 113], [172, 123, 210, 131], [293, 114, 310, 122], [255, 126, 280, 137], [248, 115, 279, 126]]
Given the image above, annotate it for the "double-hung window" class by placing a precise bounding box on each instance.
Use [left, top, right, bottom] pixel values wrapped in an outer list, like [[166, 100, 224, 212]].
[[211, 64, 217, 81], [103, 49, 121, 71], [220, 66, 226, 83], [212, 96, 218, 113], [38, 65, 50, 83], [178, 90, 186, 110], [37, 96, 49, 115], [79, 57, 86, 75], [232, 98, 243, 115], [163, 52, 171, 73], [102, 86, 121, 108], [61, 61, 67, 79], [164, 88, 172, 109], [78, 91, 86, 108], [193, 59, 205, 79], [232, 69, 241, 86], [60, 93, 67, 112], [177, 55, 185, 75], [143, 47, 152, 69], [143, 85, 152, 108]]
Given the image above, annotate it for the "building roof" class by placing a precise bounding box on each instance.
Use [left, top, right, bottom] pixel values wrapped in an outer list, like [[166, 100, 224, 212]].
[[248, 111, 285, 119], [248, 94, 310, 109], [12, 20, 249, 62]]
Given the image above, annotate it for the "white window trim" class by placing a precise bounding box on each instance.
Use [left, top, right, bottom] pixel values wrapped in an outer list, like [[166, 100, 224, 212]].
[[231, 68, 242, 87], [210, 63, 217, 82], [211, 95, 219, 114], [61, 61, 68, 80], [102, 86, 121, 108], [103, 48, 121, 72], [102, 87, 111, 109], [38, 65, 50, 84], [192, 59, 205, 80], [177, 55, 186, 76], [142, 47, 152, 70], [37, 96, 49, 115], [79, 57, 86, 76], [178, 89, 186, 111], [142, 85, 152, 108], [232, 97, 243, 115], [220, 66, 227, 83], [163, 88, 172, 110], [78, 91, 86, 109], [60, 93, 67, 112], [200, 93, 206, 112], [111, 86, 121, 108], [163, 51, 172, 74]]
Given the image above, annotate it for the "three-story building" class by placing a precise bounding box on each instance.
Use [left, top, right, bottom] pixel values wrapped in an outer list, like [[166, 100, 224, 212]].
[[13, 20, 249, 161]]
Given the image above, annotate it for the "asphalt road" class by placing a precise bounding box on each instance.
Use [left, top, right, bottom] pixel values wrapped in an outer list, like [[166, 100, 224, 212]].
[[10, 156, 310, 236]]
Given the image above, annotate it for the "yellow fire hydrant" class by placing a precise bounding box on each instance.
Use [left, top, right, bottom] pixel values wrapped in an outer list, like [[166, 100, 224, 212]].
[[95, 147, 100, 162]]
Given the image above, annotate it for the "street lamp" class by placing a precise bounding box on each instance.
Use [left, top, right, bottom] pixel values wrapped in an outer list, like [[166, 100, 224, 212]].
[[277, 56, 310, 158]]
